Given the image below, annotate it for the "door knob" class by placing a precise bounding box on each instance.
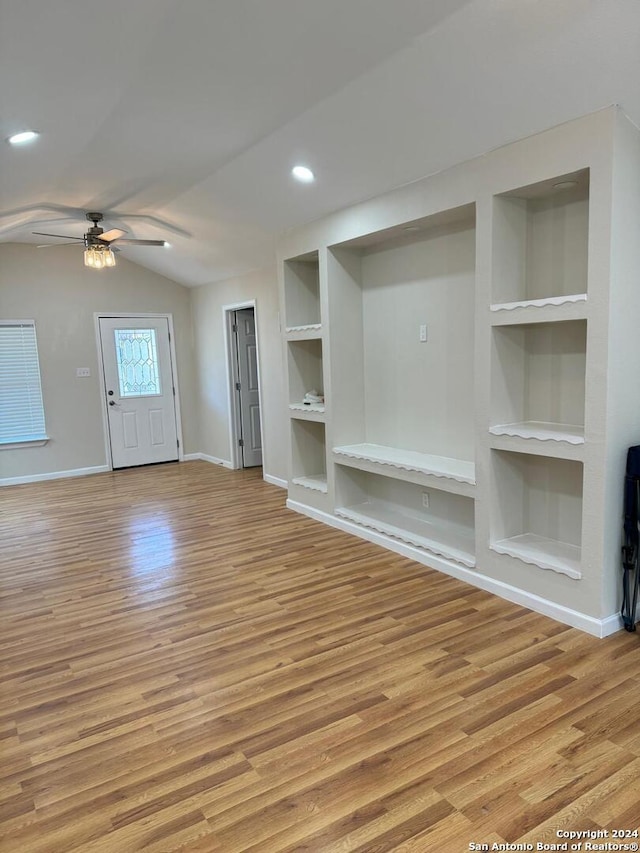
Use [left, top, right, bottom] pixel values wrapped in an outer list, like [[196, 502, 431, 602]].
[[109, 400, 116, 406]]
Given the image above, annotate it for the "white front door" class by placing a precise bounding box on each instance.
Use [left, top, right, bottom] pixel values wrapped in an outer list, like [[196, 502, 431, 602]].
[[98, 317, 179, 469]]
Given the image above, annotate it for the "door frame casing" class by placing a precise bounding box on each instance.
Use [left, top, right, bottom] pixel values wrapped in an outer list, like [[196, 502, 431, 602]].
[[222, 300, 264, 470], [94, 312, 184, 471]]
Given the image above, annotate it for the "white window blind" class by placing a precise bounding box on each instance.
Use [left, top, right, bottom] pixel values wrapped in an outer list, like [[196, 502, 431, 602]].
[[0, 321, 47, 445]]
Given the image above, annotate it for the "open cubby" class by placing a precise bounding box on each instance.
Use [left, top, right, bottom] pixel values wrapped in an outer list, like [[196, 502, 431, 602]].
[[335, 465, 475, 567], [287, 338, 324, 409], [291, 419, 327, 493], [328, 203, 476, 464], [490, 450, 582, 578], [491, 319, 586, 444], [284, 251, 321, 331], [492, 169, 589, 309]]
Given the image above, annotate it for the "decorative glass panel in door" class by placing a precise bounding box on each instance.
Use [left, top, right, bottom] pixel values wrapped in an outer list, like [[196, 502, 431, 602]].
[[113, 328, 162, 397]]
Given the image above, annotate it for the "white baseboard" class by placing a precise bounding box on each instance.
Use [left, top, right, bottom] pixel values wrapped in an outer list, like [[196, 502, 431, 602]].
[[183, 453, 233, 469], [1, 465, 110, 487], [286, 499, 622, 639], [185, 455, 286, 485], [264, 473, 287, 489]]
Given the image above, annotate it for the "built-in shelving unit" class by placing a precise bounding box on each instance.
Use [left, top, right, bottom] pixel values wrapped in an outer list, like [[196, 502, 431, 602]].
[[279, 108, 640, 636]]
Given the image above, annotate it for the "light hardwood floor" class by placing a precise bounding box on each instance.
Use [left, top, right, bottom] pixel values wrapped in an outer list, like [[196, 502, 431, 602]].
[[1, 461, 639, 852]]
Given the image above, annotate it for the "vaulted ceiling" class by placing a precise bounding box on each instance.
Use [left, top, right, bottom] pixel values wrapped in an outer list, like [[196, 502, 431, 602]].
[[1, 0, 639, 287]]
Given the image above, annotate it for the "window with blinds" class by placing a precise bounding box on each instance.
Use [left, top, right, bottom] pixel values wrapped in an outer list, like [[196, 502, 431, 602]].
[[0, 321, 48, 445]]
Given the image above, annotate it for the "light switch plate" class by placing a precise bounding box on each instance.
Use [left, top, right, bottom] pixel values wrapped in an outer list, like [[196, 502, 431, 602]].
[[76, 367, 91, 377], [419, 324, 428, 342]]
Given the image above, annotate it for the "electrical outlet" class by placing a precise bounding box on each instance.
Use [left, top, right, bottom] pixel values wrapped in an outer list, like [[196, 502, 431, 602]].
[[419, 324, 428, 342], [76, 367, 91, 378], [422, 492, 430, 509]]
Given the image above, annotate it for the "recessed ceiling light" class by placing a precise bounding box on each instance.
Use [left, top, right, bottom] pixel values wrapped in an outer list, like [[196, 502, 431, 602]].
[[292, 165, 315, 183], [7, 130, 40, 145]]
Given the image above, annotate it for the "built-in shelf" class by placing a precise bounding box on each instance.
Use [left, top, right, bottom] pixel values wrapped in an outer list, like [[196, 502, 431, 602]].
[[333, 443, 475, 485], [286, 324, 322, 340], [491, 534, 581, 579], [491, 450, 583, 580], [289, 402, 325, 422], [287, 338, 324, 412], [284, 252, 321, 329], [489, 421, 584, 445], [490, 297, 588, 327], [336, 501, 475, 568], [292, 475, 328, 493], [491, 293, 587, 313], [291, 419, 327, 494], [492, 320, 586, 431], [492, 169, 589, 306]]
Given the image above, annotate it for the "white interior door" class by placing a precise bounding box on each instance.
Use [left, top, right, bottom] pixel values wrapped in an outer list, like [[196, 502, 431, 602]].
[[234, 308, 262, 467], [99, 317, 179, 469]]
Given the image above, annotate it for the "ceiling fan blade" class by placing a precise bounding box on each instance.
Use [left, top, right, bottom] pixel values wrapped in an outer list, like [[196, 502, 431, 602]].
[[115, 239, 167, 247], [37, 242, 83, 248], [100, 228, 126, 242], [32, 231, 84, 240]]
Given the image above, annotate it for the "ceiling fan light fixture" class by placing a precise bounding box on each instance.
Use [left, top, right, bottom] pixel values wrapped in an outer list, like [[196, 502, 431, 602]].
[[84, 245, 115, 269], [7, 130, 39, 145]]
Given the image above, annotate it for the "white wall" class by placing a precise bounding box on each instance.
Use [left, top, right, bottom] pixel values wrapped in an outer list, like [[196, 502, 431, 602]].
[[191, 267, 287, 483], [361, 225, 476, 461], [0, 243, 198, 481]]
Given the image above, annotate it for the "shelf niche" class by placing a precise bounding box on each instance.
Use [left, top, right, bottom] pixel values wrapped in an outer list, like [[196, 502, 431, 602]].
[[287, 338, 324, 408], [492, 169, 589, 308], [491, 319, 586, 440], [335, 465, 475, 568], [291, 419, 327, 493], [327, 203, 476, 465], [284, 251, 321, 330], [490, 450, 582, 578]]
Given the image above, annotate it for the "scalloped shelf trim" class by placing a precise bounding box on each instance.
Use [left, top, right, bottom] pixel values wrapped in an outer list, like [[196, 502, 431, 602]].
[[489, 422, 584, 445], [285, 323, 322, 333], [333, 444, 475, 485], [336, 507, 475, 568], [490, 293, 587, 312], [292, 475, 328, 493], [491, 534, 581, 579], [289, 402, 325, 414]]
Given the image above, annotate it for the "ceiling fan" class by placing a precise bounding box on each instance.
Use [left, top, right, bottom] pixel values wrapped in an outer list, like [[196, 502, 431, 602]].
[[33, 212, 166, 269]]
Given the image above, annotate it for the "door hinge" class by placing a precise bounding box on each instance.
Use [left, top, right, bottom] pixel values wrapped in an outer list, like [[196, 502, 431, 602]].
[[239, 438, 244, 447], [177, 439, 180, 448], [235, 381, 241, 391], [232, 324, 238, 333], [172, 386, 176, 396]]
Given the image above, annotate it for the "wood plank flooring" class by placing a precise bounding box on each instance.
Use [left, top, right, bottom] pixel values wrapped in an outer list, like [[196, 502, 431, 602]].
[[1, 460, 639, 852]]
